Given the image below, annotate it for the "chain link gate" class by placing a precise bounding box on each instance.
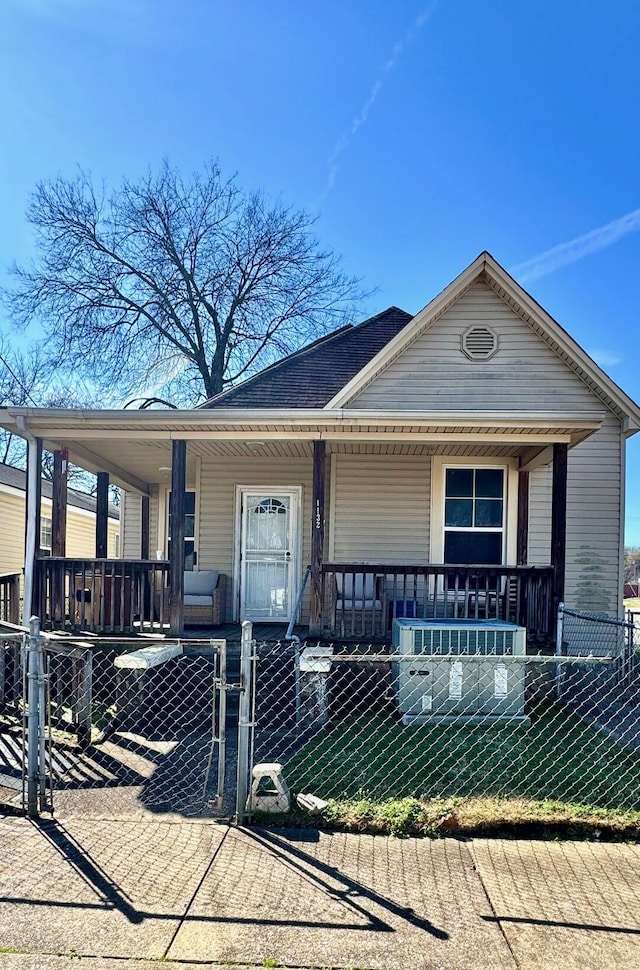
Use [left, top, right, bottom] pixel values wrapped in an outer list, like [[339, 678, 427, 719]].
[[1, 619, 238, 819], [0, 627, 28, 812]]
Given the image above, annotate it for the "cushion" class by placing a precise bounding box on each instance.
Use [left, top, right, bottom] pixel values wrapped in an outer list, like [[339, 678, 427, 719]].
[[336, 573, 376, 599], [184, 570, 219, 596], [336, 598, 383, 611], [184, 594, 213, 607]]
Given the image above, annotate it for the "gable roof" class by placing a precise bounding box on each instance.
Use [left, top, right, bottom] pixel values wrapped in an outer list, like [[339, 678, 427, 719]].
[[0, 463, 120, 519], [324, 252, 640, 432], [201, 307, 413, 409]]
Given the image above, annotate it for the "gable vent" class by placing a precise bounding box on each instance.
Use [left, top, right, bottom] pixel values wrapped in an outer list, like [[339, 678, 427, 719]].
[[462, 325, 498, 360]]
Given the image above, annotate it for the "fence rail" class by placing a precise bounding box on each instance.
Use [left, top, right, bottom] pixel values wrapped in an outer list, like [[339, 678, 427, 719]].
[[322, 563, 555, 642], [34, 558, 171, 634]]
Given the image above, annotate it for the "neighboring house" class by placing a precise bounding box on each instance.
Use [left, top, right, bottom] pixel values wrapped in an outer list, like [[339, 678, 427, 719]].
[[0, 462, 120, 577], [1, 252, 639, 638]]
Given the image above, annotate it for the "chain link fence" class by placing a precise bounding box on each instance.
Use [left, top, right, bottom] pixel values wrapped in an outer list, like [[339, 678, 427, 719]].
[[247, 609, 640, 813], [0, 621, 233, 819]]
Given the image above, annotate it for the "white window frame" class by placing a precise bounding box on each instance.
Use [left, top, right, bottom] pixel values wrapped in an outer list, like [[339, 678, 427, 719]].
[[162, 485, 199, 568], [40, 514, 52, 556], [430, 456, 518, 565]]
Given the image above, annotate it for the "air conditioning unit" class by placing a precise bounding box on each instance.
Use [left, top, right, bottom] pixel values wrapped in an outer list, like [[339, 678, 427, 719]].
[[392, 619, 529, 725]]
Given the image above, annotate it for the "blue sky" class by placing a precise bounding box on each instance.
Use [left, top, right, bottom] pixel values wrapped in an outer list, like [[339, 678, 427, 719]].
[[1, 0, 640, 539]]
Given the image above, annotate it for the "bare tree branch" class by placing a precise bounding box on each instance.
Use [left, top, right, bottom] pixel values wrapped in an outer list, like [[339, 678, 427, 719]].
[[3, 160, 364, 404]]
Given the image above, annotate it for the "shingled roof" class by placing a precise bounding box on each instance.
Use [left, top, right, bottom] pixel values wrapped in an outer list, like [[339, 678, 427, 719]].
[[200, 306, 413, 409]]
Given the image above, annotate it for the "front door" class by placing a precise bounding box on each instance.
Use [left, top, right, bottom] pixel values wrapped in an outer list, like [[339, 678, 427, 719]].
[[238, 488, 300, 622]]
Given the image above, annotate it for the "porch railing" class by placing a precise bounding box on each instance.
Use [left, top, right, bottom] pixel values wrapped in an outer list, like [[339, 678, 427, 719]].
[[322, 563, 555, 643], [34, 558, 170, 634], [0, 572, 21, 626]]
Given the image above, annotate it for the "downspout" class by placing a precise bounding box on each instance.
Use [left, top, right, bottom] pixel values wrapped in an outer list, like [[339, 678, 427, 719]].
[[19, 419, 39, 628]]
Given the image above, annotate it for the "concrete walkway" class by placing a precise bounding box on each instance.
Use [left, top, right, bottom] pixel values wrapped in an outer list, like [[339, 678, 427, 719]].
[[0, 815, 639, 970]]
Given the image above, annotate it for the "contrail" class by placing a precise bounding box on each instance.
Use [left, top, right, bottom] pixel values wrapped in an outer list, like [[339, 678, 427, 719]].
[[322, 3, 438, 200], [511, 207, 640, 282]]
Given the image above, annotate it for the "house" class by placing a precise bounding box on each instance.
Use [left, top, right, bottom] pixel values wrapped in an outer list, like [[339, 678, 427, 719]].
[[0, 461, 119, 623], [0, 252, 638, 639]]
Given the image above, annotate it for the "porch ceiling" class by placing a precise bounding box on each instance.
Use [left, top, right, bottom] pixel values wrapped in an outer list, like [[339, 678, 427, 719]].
[[0, 406, 603, 493]]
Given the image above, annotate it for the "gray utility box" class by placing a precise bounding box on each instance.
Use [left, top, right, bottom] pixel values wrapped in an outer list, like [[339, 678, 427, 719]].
[[392, 618, 528, 724]]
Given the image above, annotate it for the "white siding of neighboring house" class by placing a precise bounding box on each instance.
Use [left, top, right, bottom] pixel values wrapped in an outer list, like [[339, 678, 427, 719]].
[[0, 490, 26, 576]]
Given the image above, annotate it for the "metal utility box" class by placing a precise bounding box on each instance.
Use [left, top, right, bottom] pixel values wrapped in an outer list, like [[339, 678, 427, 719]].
[[392, 618, 528, 724]]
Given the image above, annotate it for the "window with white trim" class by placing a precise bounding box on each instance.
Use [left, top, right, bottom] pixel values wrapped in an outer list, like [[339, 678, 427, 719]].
[[167, 490, 197, 569], [443, 467, 505, 565], [40, 514, 52, 557]]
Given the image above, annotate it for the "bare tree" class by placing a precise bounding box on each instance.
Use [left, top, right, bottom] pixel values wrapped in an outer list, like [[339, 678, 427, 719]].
[[4, 161, 362, 405]]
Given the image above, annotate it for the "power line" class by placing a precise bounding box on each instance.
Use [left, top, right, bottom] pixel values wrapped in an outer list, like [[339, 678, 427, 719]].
[[0, 349, 39, 407]]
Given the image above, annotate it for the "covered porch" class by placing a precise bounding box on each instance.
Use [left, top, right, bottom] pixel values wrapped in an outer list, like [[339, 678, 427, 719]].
[[0, 406, 600, 645]]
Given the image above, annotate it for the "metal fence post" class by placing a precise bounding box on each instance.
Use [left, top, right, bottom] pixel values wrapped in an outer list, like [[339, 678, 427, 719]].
[[26, 616, 43, 818], [236, 620, 255, 824]]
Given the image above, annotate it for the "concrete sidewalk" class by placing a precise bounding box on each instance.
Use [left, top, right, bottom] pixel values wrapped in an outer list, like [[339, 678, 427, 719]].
[[0, 814, 638, 970]]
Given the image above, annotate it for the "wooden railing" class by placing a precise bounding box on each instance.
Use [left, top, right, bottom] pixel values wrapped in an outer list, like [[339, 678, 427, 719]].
[[34, 559, 171, 634], [322, 563, 555, 644], [0, 572, 21, 626]]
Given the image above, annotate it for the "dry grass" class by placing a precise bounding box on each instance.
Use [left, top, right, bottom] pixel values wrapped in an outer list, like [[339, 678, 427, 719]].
[[252, 794, 640, 841]]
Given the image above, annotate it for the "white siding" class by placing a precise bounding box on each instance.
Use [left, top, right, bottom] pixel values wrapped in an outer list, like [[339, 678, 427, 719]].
[[121, 488, 160, 558], [351, 281, 603, 414], [527, 412, 623, 613], [331, 454, 431, 562], [121, 491, 141, 558], [565, 413, 623, 613], [528, 465, 552, 566]]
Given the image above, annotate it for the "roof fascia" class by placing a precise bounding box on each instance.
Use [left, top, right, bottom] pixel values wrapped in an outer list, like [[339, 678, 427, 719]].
[[323, 252, 640, 432], [481, 253, 640, 432], [2, 406, 603, 437]]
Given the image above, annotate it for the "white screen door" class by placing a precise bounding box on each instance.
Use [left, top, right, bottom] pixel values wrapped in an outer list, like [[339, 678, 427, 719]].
[[238, 489, 299, 622]]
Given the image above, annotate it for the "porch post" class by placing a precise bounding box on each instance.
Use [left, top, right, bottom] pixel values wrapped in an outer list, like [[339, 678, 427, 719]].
[[169, 440, 186, 636], [551, 443, 568, 608], [52, 449, 68, 557], [23, 436, 42, 624], [95, 472, 109, 558], [309, 440, 326, 636], [517, 470, 529, 566], [141, 495, 150, 559]]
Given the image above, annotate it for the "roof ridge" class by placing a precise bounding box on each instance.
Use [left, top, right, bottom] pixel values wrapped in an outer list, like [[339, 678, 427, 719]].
[[199, 306, 411, 409]]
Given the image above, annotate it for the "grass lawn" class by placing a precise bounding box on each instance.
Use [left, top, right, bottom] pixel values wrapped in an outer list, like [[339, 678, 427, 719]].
[[283, 705, 640, 810]]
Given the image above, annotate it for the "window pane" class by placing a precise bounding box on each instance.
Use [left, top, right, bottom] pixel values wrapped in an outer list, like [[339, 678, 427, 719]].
[[475, 469, 503, 498], [185, 492, 196, 515], [475, 499, 503, 528], [446, 468, 473, 497], [185, 514, 196, 538], [445, 498, 473, 527], [444, 531, 502, 564], [185, 541, 196, 571]]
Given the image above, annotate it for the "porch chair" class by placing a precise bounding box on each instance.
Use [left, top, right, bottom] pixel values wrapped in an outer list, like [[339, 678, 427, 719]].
[[183, 570, 226, 627], [332, 571, 387, 638]]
